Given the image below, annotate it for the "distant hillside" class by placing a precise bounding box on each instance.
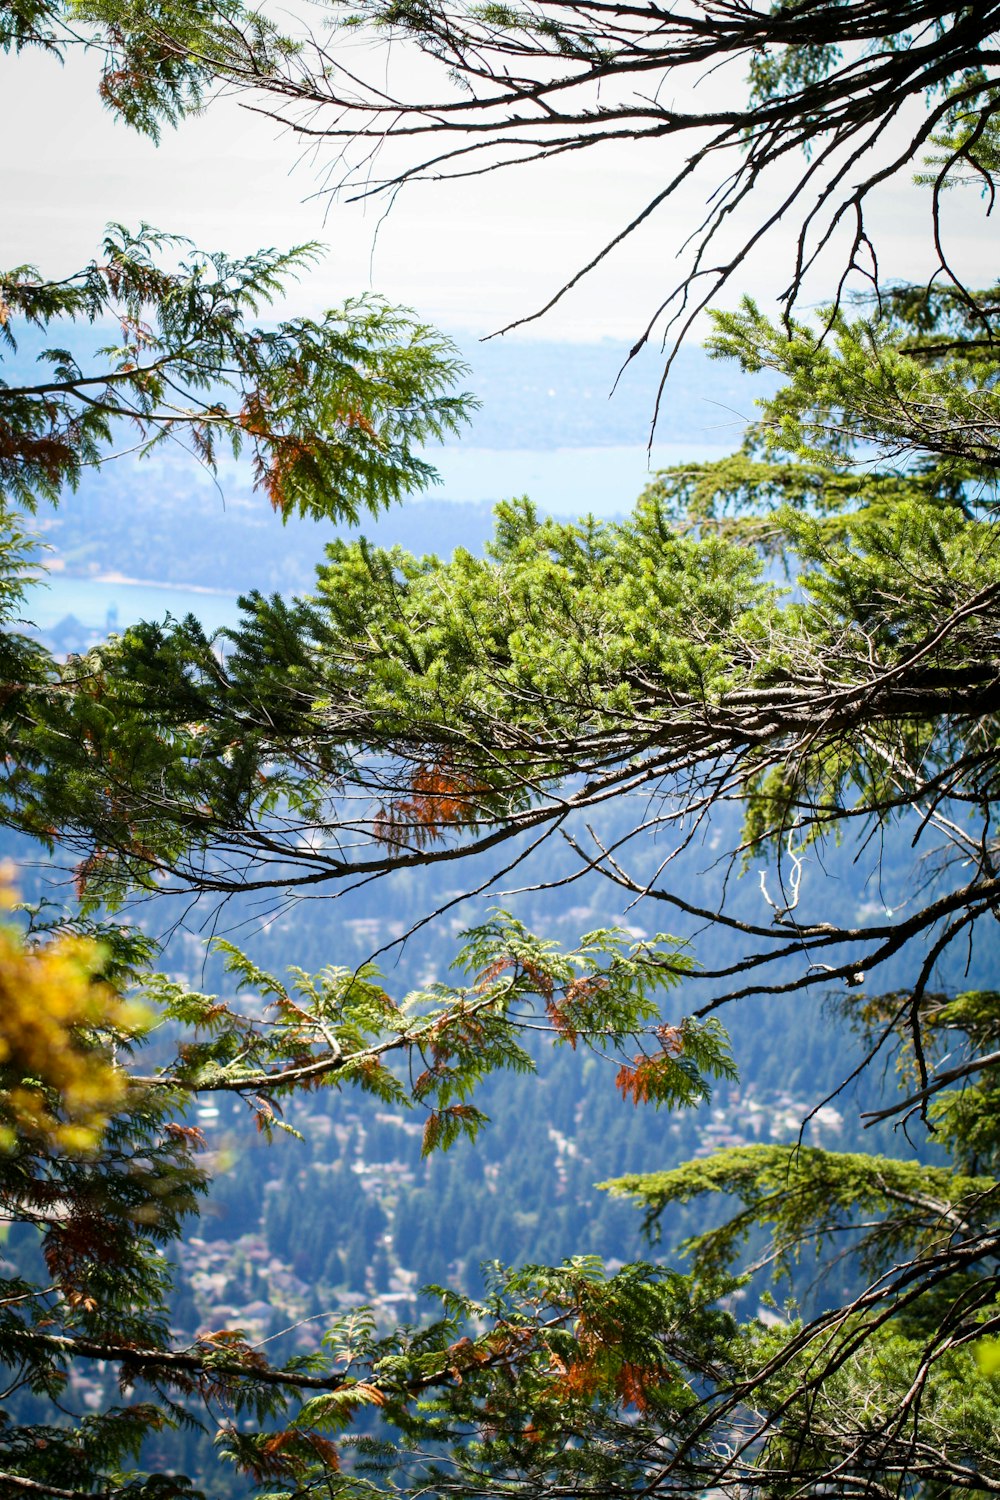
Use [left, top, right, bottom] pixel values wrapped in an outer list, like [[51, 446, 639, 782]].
[[4, 324, 772, 453], [454, 337, 772, 450], [8, 331, 775, 595]]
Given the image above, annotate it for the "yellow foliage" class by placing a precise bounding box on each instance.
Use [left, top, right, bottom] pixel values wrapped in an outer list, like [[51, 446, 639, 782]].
[[0, 874, 146, 1152]]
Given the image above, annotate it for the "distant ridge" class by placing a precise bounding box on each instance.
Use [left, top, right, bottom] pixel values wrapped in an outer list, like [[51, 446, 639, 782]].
[[452, 336, 773, 450]]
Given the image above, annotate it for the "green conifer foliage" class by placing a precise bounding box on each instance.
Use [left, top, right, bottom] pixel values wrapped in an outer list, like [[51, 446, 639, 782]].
[[0, 229, 472, 520]]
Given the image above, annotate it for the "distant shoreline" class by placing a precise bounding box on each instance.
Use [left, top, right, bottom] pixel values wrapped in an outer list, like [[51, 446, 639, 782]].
[[44, 564, 235, 597]]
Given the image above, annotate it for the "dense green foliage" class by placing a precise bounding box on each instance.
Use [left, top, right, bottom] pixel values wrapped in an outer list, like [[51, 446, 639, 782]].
[[1, 1, 999, 1496], [8, 291, 999, 1014], [1, 280, 996, 1492]]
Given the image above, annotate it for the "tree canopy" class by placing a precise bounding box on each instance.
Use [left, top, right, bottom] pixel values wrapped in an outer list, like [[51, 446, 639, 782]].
[[10, 289, 999, 1021], [1, 1, 999, 1497]]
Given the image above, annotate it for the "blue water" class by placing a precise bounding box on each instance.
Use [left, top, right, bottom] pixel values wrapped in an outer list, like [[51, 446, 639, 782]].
[[430, 440, 729, 514], [20, 576, 241, 635]]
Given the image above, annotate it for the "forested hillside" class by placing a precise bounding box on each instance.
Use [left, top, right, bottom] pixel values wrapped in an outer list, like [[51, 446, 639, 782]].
[[0, 661, 987, 1492], [0, 787, 964, 1494]]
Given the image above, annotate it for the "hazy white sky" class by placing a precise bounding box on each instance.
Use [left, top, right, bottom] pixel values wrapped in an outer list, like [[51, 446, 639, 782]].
[[1, 36, 996, 348]]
